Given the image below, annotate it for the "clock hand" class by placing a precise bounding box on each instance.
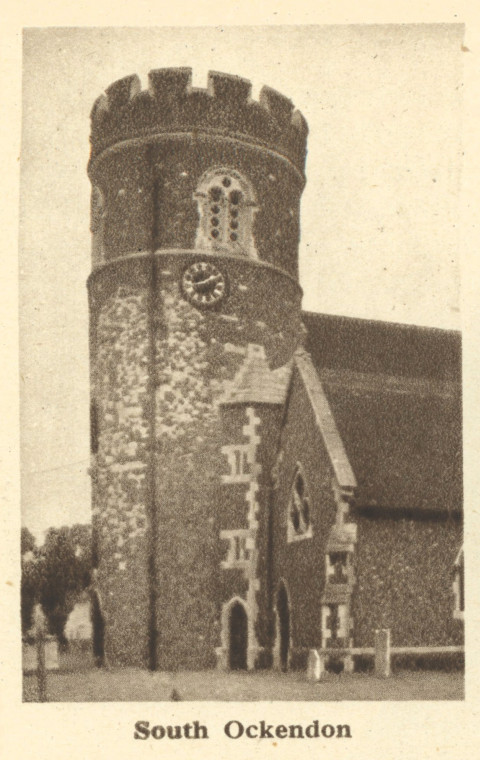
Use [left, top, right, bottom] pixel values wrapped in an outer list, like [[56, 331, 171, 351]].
[[194, 274, 223, 293]]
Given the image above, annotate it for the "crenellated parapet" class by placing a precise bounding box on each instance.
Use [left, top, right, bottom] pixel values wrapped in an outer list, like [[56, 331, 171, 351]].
[[89, 68, 308, 174]]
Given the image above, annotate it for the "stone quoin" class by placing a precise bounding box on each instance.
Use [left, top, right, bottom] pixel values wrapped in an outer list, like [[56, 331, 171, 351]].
[[87, 68, 463, 672]]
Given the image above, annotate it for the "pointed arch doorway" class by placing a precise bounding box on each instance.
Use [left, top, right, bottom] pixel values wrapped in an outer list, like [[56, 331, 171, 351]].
[[276, 582, 290, 672], [229, 600, 248, 670]]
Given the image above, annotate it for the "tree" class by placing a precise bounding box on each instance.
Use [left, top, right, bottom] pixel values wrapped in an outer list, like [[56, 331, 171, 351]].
[[21, 526, 36, 556], [21, 527, 39, 635], [37, 524, 92, 646]]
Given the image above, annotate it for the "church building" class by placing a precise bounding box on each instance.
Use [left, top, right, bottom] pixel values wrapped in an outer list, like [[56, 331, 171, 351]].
[[87, 68, 463, 671]]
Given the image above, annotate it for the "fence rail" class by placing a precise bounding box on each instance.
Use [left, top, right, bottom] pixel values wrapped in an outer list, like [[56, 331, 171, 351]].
[[390, 645, 464, 655], [316, 645, 463, 656], [307, 631, 464, 680]]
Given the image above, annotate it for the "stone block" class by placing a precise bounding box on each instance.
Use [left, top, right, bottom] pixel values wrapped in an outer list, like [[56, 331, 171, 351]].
[[306, 648, 322, 681]]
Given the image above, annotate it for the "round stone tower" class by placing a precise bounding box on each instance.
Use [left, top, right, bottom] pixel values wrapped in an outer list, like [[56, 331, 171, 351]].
[[87, 68, 308, 669]]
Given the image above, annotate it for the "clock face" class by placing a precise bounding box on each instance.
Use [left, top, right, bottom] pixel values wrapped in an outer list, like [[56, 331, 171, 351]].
[[181, 261, 227, 307]]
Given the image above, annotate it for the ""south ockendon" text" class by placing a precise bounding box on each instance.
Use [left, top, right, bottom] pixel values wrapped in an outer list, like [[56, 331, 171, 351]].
[[134, 719, 352, 740]]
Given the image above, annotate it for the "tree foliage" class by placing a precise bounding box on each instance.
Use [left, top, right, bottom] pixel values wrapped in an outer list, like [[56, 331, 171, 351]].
[[21, 526, 36, 556], [21, 528, 39, 634], [21, 524, 92, 644]]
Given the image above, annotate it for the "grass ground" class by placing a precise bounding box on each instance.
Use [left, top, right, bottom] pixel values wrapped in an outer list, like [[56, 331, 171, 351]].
[[23, 647, 464, 702]]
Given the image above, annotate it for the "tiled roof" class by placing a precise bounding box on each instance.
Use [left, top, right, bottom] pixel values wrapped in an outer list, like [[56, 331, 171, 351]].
[[220, 344, 292, 405], [302, 311, 461, 382], [301, 312, 462, 514]]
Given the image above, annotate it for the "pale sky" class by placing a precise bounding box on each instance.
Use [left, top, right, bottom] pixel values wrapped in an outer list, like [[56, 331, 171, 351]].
[[20, 24, 464, 540]]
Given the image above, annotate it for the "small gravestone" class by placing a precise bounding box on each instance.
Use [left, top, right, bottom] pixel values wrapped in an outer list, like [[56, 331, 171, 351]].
[[343, 654, 354, 674], [307, 649, 322, 681], [44, 637, 59, 670], [22, 641, 38, 672]]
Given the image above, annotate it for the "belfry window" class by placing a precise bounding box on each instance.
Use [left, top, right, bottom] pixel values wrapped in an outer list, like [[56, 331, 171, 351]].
[[195, 168, 257, 256], [287, 465, 313, 542]]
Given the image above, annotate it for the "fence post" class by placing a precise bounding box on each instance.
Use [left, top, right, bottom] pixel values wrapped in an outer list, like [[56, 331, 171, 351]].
[[34, 605, 47, 702], [374, 628, 391, 678]]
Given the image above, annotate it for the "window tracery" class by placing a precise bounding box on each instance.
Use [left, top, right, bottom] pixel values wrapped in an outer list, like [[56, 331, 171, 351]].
[[287, 464, 313, 542], [194, 168, 257, 256]]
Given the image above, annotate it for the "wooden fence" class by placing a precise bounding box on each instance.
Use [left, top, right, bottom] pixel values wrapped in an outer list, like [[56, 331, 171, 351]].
[[24, 615, 464, 699], [307, 629, 464, 680]]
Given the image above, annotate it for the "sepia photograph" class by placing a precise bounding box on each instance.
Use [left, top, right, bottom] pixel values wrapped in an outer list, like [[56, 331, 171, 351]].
[[18, 23, 465, 709]]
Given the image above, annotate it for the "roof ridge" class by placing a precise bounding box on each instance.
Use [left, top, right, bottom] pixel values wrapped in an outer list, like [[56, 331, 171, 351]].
[[301, 309, 461, 336]]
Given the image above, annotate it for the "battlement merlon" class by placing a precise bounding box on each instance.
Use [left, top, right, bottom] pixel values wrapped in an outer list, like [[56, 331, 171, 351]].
[[88, 68, 308, 175]]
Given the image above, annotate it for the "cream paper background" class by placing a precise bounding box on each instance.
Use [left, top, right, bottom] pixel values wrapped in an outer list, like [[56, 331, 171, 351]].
[[2, 2, 480, 759]]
